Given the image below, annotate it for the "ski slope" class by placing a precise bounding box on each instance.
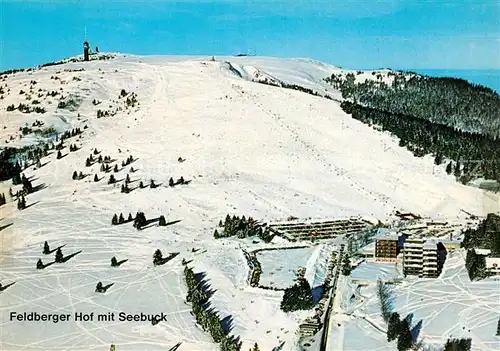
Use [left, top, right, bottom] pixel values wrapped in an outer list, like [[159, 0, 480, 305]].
[[0, 54, 499, 351]]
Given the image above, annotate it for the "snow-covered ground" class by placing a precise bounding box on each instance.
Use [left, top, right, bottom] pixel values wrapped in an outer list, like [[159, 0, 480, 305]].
[[257, 247, 316, 289], [332, 251, 500, 351], [0, 54, 499, 350]]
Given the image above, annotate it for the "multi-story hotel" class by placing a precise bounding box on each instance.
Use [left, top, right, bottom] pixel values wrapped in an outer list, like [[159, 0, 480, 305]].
[[403, 237, 438, 278], [374, 228, 399, 262]]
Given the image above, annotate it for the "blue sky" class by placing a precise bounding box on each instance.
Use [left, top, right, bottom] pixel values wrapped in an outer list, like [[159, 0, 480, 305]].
[[0, 0, 499, 70]]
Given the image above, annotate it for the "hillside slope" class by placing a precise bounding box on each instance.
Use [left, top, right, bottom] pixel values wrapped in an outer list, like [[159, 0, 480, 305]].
[[0, 55, 498, 351]]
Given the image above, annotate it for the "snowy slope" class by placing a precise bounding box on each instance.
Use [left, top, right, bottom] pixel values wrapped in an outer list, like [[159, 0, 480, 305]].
[[0, 54, 499, 351]]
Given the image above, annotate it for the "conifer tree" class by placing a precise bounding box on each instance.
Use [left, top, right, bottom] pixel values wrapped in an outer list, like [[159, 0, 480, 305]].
[[114, 164, 118, 172], [56, 150, 62, 159], [37, 258, 44, 269], [0, 193, 5, 206], [130, 166, 134, 172], [158, 215, 166, 226], [79, 171, 83, 180], [108, 174, 116, 184], [139, 181, 144, 188], [111, 256, 118, 267], [43, 241, 50, 254], [119, 213, 124, 224], [169, 177, 174, 187], [153, 249, 163, 265], [396, 318, 413, 351], [98, 155, 103, 163], [150, 179, 155, 188], [93, 148, 99, 155], [55, 248, 64, 263], [454, 161, 462, 177], [100, 163, 106, 172], [496, 318, 500, 336], [17, 195, 26, 210], [179, 176, 185, 184], [112, 214, 118, 225], [125, 174, 130, 183], [387, 312, 401, 342], [252, 342, 260, 351], [94, 174, 99, 182], [446, 161, 453, 174], [342, 255, 352, 276], [128, 213, 133, 221]]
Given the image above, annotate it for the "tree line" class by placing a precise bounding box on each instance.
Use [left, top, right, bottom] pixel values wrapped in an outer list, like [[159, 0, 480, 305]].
[[183, 266, 243, 351], [328, 71, 500, 138], [214, 214, 274, 243], [340, 101, 500, 184]]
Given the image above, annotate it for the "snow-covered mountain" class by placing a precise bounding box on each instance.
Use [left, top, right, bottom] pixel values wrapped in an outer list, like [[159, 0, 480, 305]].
[[0, 54, 498, 351]]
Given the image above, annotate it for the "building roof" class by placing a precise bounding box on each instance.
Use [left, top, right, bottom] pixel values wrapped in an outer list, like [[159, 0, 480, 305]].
[[376, 228, 399, 240], [485, 257, 500, 268], [423, 240, 437, 249], [475, 249, 491, 255]]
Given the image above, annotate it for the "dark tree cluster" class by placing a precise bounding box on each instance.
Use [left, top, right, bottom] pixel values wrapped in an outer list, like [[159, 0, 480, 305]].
[[17, 195, 26, 210], [101, 163, 111, 172], [377, 279, 394, 323], [340, 101, 500, 184], [86, 155, 94, 167], [0, 193, 6, 206], [386, 313, 414, 351], [125, 93, 138, 107], [168, 176, 188, 187], [69, 144, 79, 152], [461, 213, 500, 281], [120, 183, 130, 193], [341, 254, 352, 276], [465, 249, 487, 281], [133, 212, 147, 229], [60, 127, 82, 139], [97, 109, 110, 118], [72, 171, 84, 180], [121, 155, 134, 167], [184, 266, 241, 350], [443, 338, 472, 351], [280, 277, 314, 312], [461, 213, 500, 256], [0, 148, 22, 181], [20, 174, 33, 194], [256, 78, 332, 100], [214, 214, 273, 242], [111, 212, 133, 225], [9, 103, 46, 114], [329, 71, 500, 137]]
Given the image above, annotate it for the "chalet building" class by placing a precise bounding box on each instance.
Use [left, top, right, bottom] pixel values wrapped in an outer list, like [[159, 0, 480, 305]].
[[298, 316, 322, 337], [375, 228, 399, 262], [486, 257, 500, 276], [475, 250, 500, 277], [403, 238, 439, 278]]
